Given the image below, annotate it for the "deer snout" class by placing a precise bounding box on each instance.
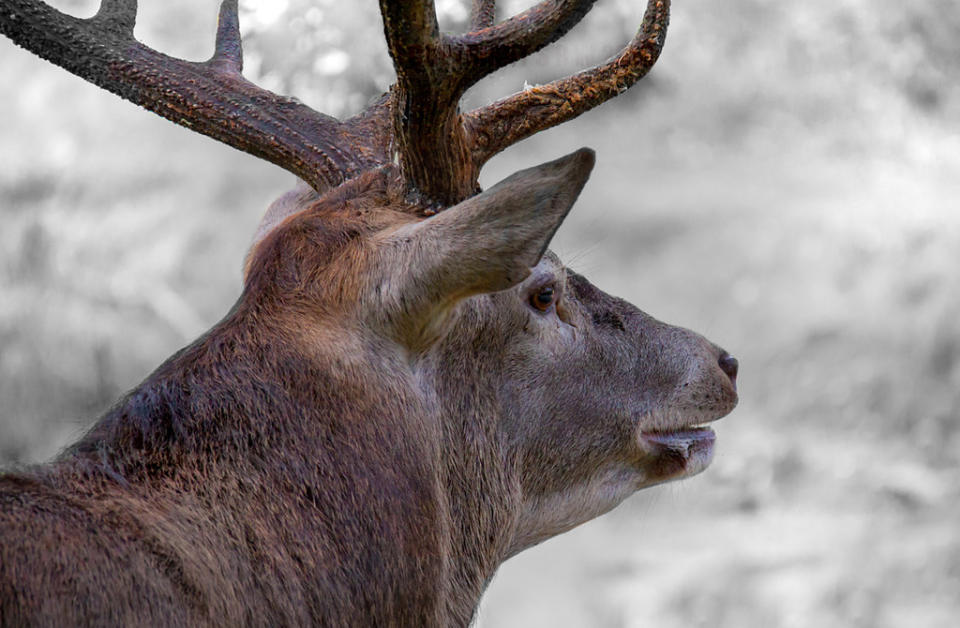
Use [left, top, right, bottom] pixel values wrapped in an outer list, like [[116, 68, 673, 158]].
[[718, 352, 738, 389], [667, 338, 739, 425]]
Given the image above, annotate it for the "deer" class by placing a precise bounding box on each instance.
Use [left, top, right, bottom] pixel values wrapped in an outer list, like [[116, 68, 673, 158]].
[[0, 0, 738, 625]]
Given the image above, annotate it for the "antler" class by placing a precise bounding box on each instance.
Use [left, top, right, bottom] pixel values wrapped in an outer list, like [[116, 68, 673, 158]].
[[464, 0, 670, 164], [380, 0, 605, 204], [377, 0, 671, 203], [469, 0, 497, 30], [0, 0, 364, 192], [2, 0, 670, 208]]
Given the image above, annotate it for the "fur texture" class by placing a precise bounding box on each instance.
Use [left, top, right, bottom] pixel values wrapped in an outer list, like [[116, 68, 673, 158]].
[[0, 153, 736, 626]]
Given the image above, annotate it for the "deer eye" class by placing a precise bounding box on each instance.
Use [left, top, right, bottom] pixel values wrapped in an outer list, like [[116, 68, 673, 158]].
[[529, 286, 556, 312]]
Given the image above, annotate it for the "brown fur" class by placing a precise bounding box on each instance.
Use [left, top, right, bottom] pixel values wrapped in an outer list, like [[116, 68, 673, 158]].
[[0, 154, 736, 626]]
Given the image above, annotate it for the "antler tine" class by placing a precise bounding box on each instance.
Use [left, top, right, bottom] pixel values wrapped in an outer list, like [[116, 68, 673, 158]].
[[92, 0, 136, 34], [0, 0, 361, 192], [452, 0, 598, 90], [210, 0, 242, 74], [379, 1, 443, 91], [469, 0, 496, 31], [464, 0, 671, 165]]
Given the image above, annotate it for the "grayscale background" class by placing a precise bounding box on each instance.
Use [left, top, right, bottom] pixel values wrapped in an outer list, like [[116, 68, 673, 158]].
[[2, 1, 958, 626]]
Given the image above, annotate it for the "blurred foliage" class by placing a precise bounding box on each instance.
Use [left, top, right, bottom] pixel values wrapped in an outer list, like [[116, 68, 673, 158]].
[[41, 0, 960, 150], [238, 0, 394, 116], [237, 0, 960, 160]]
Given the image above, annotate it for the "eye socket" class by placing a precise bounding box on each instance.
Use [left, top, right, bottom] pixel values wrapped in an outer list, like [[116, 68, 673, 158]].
[[529, 285, 556, 312]]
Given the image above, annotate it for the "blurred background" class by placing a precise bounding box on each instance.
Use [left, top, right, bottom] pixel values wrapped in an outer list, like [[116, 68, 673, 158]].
[[1, 0, 958, 625]]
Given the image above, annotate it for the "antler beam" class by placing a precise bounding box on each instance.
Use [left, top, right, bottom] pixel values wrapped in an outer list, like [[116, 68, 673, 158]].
[[379, 0, 474, 205]]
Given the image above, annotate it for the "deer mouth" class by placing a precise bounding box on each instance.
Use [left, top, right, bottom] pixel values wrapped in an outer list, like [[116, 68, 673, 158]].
[[641, 426, 715, 452], [638, 426, 717, 479], [636, 378, 738, 479]]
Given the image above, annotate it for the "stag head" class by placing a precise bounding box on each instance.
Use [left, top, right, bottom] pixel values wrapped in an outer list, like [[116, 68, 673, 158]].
[[0, 0, 738, 624]]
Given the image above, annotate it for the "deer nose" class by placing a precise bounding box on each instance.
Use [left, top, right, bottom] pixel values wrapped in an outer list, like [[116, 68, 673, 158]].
[[718, 353, 738, 386]]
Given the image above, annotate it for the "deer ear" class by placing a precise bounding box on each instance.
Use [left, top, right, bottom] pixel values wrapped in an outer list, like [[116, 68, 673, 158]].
[[386, 148, 595, 305], [374, 148, 594, 347]]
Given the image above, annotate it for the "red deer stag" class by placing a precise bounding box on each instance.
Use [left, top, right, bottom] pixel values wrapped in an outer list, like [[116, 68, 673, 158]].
[[0, 0, 738, 625]]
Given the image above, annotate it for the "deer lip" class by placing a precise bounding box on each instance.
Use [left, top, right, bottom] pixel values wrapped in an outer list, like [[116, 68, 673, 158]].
[[637, 426, 716, 473], [636, 397, 737, 453], [640, 426, 715, 450]]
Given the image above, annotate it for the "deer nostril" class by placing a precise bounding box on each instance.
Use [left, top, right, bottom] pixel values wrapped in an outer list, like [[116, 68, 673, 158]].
[[718, 353, 738, 383]]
